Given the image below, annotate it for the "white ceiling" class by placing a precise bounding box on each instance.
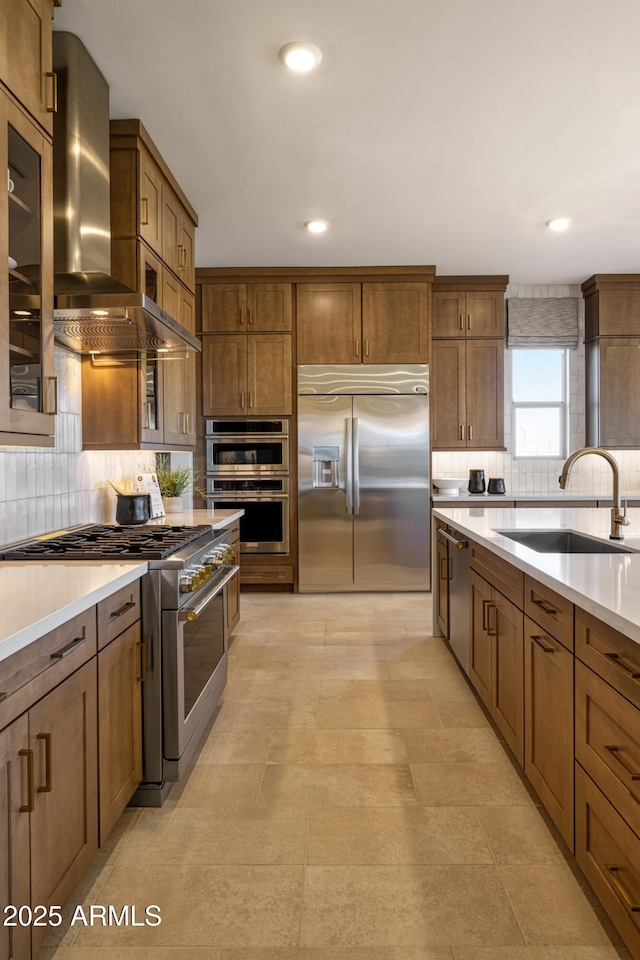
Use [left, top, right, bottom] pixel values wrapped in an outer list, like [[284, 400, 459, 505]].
[[53, 0, 640, 284]]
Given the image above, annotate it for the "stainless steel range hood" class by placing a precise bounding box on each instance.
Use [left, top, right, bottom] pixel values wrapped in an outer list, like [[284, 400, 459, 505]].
[[52, 33, 200, 355]]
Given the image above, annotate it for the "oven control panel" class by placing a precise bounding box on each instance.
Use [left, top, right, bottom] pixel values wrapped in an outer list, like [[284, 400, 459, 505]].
[[179, 544, 235, 593]]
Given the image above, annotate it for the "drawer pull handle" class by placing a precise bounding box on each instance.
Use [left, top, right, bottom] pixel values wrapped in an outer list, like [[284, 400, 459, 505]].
[[531, 597, 557, 616], [111, 600, 136, 620], [605, 865, 640, 911], [19, 749, 34, 813], [136, 641, 147, 683], [531, 635, 555, 653], [604, 745, 640, 781], [604, 652, 640, 681], [50, 629, 86, 660], [36, 733, 52, 793]]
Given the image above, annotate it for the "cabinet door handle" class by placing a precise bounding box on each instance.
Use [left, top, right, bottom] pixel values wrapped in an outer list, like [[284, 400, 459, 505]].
[[467, 313, 471, 330], [604, 652, 640, 681], [531, 635, 555, 653], [144, 401, 152, 429], [182, 245, 188, 270], [177, 244, 185, 270], [247, 308, 253, 325], [240, 392, 245, 409], [36, 732, 52, 794], [45, 71, 58, 113], [482, 598, 491, 632], [354, 340, 360, 357], [439, 556, 452, 582], [605, 865, 640, 911], [111, 600, 136, 620], [19, 749, 35, 813], [459, 314, 464, 330], [239, 308, 245, 325], [136, 641, 147, 683], [460, 425, 464, 441], [248, 392, 253, 409], [43, 376, 58, 415], [50, 629, 86, 660], [531, 596, 557, 616], [140, 197, 149, 226], [604, 745, 640, 781], [364, 340, 370, 357], [487, 603, 497, 637], [468, 425, 473, 441]]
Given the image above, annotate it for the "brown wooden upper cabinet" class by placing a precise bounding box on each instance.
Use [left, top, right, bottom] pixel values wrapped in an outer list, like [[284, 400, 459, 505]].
[[201, 282, 293, 333], [110, 120, 198, 295], [0, 0, 56, 135], [296, 281, 429, 364], [432, 289, 505, 338], [431, 339, 504, 449], [202, 334, 292, 417], [582, 275, 640, 447], [1, 88, 56, 447]]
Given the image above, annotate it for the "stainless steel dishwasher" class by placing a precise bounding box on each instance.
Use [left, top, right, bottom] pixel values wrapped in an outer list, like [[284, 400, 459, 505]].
[[436, 525, 471, 676]]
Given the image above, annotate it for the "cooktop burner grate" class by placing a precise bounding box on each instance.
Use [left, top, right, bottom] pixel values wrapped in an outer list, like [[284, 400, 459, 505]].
[[0, 524, 212, 560]]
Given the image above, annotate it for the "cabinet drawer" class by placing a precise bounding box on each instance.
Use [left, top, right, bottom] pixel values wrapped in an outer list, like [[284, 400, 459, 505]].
[[97, 580, 141, 651], [524, 575, 574, 651], [575, 608, 640, 707], [576, 660, 640, 839], [575, 764, 640, 960], [0, 608, 97, 729], [240, 564, 294, 585], [470, 542, 523, 607]]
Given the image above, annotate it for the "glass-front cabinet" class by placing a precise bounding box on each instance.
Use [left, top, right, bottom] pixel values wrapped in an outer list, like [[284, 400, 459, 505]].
[[1, 90, 55, 445]]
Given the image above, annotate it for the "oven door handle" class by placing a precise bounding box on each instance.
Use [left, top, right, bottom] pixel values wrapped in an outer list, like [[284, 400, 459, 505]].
[[178, 566, 239, 621]]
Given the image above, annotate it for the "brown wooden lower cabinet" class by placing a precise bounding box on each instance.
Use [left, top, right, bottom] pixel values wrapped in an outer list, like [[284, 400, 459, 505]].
[[225, 521, 241, 636], [524, 618, 574, 849], [436, 533, 450, 638], [29, 658, 98, 954], [97, 621, 143, 845], [576, 764, 640, 960], [0, 714, 30, 960], [469, 570, 524, 765]]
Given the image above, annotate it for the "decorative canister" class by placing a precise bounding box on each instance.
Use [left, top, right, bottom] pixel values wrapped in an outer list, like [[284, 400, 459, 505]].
[[487, 477, 506, 495], [468, 469, 486, 494]]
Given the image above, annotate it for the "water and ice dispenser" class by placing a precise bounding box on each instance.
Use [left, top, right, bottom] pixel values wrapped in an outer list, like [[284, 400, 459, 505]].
[[312, 446, 340, 488]]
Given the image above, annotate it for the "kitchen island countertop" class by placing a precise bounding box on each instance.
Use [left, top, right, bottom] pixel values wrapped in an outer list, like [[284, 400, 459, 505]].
[[433, 505, 640, 644], [0, 562, 148, 662]]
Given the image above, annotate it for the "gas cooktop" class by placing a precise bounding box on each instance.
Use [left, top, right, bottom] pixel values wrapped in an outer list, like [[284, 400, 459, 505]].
[[0, 524, 212, 561]]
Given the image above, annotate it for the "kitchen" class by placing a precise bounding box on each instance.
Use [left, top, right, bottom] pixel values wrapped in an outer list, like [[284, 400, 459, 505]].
[[2, 1, 640, 959]]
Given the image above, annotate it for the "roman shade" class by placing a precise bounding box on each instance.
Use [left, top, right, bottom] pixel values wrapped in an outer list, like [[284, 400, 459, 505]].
[[507, 298, 579, 348]]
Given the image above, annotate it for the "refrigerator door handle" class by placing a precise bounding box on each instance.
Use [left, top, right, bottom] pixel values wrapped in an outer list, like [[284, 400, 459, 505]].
[[353, 417, 360, 515], [345, 418, 354, 514]]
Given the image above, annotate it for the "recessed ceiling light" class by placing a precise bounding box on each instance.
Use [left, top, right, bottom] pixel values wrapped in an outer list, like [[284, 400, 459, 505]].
[[279, 42, 322, 72], [305, 219, 329, 234], [545, 217, 571, 232]]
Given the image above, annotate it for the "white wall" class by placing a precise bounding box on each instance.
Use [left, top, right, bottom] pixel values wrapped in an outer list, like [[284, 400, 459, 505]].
[[0, 346, 193, 546], [432, 284, 640, 496]]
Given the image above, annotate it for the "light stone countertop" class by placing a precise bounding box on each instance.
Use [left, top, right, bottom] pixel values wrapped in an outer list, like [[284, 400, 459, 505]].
[[147, 508, 244, 530], [0, 562, 147, 662], [432, 505, 640, 644]]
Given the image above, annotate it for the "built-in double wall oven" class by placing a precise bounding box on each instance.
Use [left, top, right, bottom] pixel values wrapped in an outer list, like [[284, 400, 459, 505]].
[[206, 419, 289, 554]]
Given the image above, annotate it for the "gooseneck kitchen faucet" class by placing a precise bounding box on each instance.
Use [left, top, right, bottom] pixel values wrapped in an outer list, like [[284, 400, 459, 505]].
[[559, 446, 630, 540]]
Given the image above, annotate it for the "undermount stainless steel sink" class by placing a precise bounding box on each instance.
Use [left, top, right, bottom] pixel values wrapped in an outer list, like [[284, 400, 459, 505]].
[[496, 529, 635, 554]]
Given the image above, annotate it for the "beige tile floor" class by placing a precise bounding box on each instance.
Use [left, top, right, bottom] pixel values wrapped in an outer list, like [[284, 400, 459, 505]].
[[39, 592, 631, 960]]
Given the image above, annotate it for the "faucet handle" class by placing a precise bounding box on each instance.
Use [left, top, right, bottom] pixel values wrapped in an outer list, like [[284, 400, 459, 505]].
[[622, 499, 631, 525]]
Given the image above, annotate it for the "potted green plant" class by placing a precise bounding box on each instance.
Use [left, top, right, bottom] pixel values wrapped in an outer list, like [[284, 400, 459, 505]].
[[155, 456, 201, 514]]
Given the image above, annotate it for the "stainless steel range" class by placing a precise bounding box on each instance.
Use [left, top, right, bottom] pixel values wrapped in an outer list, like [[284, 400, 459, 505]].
[[0, 523, 239, 805]]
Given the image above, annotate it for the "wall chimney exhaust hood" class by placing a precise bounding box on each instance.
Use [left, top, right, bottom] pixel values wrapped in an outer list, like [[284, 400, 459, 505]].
[[51, 33, 200, 355]]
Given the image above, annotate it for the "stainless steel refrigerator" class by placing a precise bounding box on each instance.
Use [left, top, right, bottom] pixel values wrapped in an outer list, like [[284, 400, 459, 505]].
[[297, 364, 430, 592]]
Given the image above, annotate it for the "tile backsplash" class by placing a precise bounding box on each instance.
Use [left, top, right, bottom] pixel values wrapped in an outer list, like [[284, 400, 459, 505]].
[[0, 346, 193, 546], [432, 283, 640, 496]]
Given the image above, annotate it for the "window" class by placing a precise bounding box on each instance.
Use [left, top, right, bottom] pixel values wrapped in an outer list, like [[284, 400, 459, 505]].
[[511, 349, 568, 458]]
